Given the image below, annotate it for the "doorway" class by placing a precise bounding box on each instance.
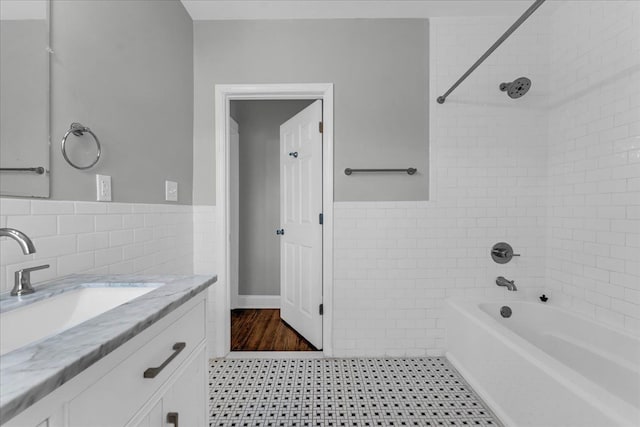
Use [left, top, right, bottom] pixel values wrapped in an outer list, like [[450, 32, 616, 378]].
[[213, 84, 335, 358], [229, 99, 320, 351]]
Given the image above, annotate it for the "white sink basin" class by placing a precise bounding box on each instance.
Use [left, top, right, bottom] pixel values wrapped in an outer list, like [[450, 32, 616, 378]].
[[0, 287, 154, 356]]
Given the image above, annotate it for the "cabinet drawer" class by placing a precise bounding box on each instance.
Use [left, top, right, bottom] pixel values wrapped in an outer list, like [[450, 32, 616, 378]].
[[68, 300, 205, 427]]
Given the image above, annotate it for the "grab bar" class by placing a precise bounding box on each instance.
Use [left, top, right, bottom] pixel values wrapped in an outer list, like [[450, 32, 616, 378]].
[[345, 168, 417, 175], [0, 167, 45, 175]]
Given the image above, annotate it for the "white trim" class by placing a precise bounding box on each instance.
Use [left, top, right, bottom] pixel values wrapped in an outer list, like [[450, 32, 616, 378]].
[[229, 117, 240, 310], [428, 18, 438, 202], [214, 83, 335, 358], [236, 295, 280, 309]]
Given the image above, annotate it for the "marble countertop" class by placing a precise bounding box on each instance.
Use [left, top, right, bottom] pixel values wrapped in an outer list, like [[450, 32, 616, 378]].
[[0, 274, 217, 424]]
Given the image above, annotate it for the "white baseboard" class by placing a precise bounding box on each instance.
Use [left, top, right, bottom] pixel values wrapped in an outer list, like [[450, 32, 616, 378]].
[[236, 295, 280, 309]]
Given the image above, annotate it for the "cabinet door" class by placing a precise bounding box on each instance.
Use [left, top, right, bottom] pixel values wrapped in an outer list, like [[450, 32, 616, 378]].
[[130, 400, 163, 427], [162, 347, 207, 427], [3, 402, 64, 427]]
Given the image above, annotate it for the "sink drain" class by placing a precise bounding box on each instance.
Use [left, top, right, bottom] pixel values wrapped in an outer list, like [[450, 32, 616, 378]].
[[500, 306, 512, 318]]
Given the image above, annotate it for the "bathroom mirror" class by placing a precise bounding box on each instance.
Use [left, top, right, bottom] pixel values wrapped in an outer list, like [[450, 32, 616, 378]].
[[0, 0, 50, 198]]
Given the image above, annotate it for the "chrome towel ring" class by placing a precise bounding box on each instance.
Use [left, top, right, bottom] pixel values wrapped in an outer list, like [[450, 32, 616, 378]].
[[61, 122, 101, 170]]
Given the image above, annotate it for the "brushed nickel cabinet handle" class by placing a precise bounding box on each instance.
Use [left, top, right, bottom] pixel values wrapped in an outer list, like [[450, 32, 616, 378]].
[[143, 342, 186, 379], [167, 412, 179, 427]]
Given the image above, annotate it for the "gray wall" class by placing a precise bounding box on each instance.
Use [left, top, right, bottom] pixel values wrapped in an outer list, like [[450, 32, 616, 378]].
[[50, 0, 193, 204], [233, 100, 313, 296], [193, 19, 429, 204]]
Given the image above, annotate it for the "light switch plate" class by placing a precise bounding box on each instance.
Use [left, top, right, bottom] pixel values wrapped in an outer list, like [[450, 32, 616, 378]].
[[96, 175, 112, 201], [165, 180, 178, 202]]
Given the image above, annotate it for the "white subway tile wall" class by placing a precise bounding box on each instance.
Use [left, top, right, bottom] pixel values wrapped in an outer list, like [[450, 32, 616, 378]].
[[193, 205, 218, 354], [0, 198, 194, 294], [193, 205, 217, 276], [546, 1, 640, 335]]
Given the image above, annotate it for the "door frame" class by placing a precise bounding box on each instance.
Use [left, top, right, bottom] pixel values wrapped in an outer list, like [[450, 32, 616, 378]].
[[214, 83, 334, 357]]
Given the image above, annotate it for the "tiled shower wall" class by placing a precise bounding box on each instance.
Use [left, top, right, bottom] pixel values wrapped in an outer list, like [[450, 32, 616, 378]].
[[332, 16, 550, 357], [0, 198, 194, 294], [545, 1, 640, 335]]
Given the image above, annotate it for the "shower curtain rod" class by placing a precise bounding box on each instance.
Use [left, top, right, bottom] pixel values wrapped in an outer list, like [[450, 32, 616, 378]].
[[436, 0, 546, 104]]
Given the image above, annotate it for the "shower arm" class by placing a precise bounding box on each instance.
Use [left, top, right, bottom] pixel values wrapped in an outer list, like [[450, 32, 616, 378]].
[[436, 0, 546, 104]]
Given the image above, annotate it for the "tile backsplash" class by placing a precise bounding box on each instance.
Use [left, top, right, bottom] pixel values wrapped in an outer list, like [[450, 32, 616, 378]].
[[0, 198, 193, 294]]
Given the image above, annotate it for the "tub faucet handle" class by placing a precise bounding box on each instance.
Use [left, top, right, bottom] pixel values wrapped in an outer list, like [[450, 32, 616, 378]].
[[491, 242, 519, 264]]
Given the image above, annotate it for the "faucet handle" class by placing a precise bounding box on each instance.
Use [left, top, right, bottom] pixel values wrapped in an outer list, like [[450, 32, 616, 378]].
[[491, 242, 520, 263], [492, 248, 508, 257], [18, 264, 50, 285], [12, 264, 49, 296], [20, 264, 50, 274]]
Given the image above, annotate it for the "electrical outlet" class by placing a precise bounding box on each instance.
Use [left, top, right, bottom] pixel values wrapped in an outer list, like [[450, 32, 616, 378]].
[[96, 175, 112, 201], [165, 180, 178, 202]]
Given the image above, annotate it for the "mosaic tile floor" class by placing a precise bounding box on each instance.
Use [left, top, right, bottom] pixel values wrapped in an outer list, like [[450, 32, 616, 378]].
[[209, 357, 502, 427]]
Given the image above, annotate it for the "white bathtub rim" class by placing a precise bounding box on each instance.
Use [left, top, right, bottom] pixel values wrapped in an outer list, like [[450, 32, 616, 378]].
[[477, 300, 640, 376], [477, 297, 640, 342], [446, 351, 514, 427], [446, 297, 640, 426]]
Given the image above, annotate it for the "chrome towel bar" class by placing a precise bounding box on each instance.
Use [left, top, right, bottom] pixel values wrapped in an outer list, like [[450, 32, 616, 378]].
[[0, 167, 45, 174], [345, 168, 417, 176]]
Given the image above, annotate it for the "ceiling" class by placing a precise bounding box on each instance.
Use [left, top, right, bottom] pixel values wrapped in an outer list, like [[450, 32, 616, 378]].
[[180, 0, 559, 21], [0, 0, 47, 20]]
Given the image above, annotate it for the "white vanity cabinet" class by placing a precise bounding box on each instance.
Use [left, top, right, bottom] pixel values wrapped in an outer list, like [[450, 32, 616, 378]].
[[4, 292, 208, 427]]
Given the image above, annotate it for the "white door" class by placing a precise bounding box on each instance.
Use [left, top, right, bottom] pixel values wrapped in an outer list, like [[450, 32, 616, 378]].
[[279, 100, 323, 349]]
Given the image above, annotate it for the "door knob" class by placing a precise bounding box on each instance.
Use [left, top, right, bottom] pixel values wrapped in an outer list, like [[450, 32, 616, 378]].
[[276, 228, 285, 235], [288, 152, 298, 158]]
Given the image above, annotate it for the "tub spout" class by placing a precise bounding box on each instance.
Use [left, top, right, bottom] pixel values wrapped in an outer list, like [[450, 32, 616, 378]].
[[496, 276, 517, 291]]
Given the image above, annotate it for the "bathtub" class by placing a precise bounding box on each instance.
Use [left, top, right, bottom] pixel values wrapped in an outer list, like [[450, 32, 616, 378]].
[[445, 298, 640, 427]]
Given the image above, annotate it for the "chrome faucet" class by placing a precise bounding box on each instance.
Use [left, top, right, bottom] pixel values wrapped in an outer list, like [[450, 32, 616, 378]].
[[0, 228, 36, 254], [496, 276, 517, 291], [0, 228, 49, 296]]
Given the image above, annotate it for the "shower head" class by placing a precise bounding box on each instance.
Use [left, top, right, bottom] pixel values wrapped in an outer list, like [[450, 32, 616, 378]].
[[499, 77, 531, 99]]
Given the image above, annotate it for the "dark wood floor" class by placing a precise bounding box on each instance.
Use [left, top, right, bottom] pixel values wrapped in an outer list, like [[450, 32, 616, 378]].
[[231, 309, 317, 351]]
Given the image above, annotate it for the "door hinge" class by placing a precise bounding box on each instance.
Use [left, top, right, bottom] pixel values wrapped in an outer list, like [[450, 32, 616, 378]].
[[319, 303, 323, 315], [319, 121, 323, 134], [319, 213, 323, 225]]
